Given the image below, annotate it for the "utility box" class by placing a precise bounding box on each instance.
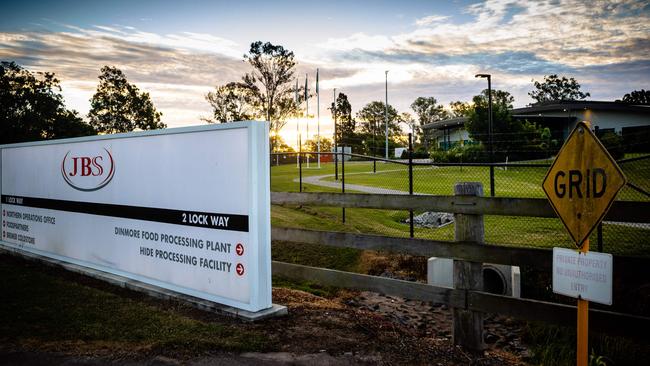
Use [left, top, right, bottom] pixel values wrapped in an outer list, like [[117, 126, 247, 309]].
[[332, 146, 352, 161], [394, 147, 407, 158]]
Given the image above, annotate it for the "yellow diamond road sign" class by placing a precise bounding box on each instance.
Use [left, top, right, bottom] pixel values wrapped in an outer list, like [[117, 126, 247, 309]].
[[542, 121, 627, 248]]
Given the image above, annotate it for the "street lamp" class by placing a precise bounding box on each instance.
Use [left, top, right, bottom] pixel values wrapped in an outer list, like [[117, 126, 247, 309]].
[[475, 73, 493, 161], [385, 70, 389, 160], [476, 73, 494, 197]]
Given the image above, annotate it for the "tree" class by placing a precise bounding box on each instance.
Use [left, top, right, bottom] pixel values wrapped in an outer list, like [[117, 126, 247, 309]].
[[0, 61, 96, 144], [270, 134, 294, 152], [410, 97, 448, 143], [305, 136, 333, 153], [618, 89, 650, 105], [466, 89, 552, 161], [528, 74, 590, 103], [448, 101, 472, 118], [410, 97, 448, 123], [88, 66, 165, 134], [45, 110, 97, 139], [465, 88, 515, 155], [356, 101, 401, 135], [398, 112, 419, 142], [205, 82, 255, 122], [356, 101, 402, 156], [238, 41, 302, 145], [329, 92, 356, 146]]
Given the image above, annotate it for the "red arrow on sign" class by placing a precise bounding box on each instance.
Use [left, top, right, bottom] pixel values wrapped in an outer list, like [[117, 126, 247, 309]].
[[236, 263, 245, 276], [235, 243, 244, 256]]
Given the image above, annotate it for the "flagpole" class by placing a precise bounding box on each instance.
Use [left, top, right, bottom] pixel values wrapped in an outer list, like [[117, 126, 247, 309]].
[[317, 68, 321, 168], [295, 78, 299, 168], [385, 70, 389, 160]]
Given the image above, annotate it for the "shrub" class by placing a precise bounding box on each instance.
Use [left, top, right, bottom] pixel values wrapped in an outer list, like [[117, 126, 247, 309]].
[[598, 132, 625, 160], [429, 144, 488, 163], [399, 146, 431, 159]]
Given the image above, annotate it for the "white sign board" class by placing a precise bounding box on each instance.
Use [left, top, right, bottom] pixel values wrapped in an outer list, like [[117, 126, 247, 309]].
[[0, 121, 271, 312], [553, 247, 613, 305]]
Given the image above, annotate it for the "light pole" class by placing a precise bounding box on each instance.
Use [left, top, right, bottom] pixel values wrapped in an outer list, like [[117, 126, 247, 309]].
[[476, 73, 494, 196], [385, 70, 389, 160], [295, 78, 300, 168], [316, 68, 320, 168], [334, 88, 338, 181], [475, 73, 493, 160]]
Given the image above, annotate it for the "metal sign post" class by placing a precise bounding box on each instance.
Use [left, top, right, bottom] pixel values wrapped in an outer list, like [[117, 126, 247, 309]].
[[577, 239, 589, 366], [542, 121, 626, 366]]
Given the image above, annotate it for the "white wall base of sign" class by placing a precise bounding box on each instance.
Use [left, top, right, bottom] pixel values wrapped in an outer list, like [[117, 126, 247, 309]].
[[427, 257, 521, 297], [0, 244, 287, 321]]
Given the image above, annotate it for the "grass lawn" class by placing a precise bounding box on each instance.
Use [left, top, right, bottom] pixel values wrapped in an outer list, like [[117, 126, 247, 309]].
[[270, 158, 650, 256], [272, 157, 648, 199], [0, 254, 271, 355], [272, 204, 650, 256]]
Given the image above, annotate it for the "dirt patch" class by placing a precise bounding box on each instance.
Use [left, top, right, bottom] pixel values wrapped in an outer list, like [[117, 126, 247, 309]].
[[347, 292, 530, 359], [358, 251, 428, 282]]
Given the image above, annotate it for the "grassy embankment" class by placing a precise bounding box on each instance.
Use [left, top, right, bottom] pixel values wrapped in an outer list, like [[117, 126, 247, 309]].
[[0, 254, 272, 356]]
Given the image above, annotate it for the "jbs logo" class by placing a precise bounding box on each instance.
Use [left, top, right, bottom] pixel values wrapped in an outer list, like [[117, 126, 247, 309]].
[[61, 148, 115, 191]]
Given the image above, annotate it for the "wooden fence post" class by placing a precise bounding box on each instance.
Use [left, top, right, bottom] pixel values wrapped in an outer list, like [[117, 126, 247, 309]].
[[453, 182, 485, 351]]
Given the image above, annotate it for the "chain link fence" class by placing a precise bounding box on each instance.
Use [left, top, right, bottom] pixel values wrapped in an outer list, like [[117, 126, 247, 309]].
[[271, 149, 650, 256]]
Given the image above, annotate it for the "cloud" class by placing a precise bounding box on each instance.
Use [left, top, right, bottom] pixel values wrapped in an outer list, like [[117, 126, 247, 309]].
[[414, 15, 450, 27], [322, 1, 649, 67], [1, 1, 648, 136], [0, 27, 251, 127], [0, 25, 361, 131], [311, 0, 649, 109], [66, 24, 243, 58], [319, 33, 394, 53]]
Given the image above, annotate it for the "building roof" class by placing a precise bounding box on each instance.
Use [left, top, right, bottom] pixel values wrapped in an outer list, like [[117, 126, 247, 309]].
[[512, 100, 650, 115], [422, 100, 649, 131], [421, 116, 467, 131]]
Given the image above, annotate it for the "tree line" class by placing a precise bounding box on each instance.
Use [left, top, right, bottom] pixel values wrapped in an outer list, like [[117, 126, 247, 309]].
[[203, 42, 648, 160], [0, 62, 164, 145], [2, 40, 648, 151]]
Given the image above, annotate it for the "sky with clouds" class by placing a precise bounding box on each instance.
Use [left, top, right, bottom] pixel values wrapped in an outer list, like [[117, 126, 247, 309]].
[[1, 0, 648, 145]]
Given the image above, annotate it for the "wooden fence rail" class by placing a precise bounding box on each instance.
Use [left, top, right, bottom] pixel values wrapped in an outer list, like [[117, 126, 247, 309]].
[[270, 190, 650, 349], [271, 227, 649, 273], [271, 192, 650, 223], [272, 261, 650, 339]]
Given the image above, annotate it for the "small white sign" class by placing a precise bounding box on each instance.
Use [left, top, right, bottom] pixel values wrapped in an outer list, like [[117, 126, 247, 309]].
[[553, 247, 613, 305]]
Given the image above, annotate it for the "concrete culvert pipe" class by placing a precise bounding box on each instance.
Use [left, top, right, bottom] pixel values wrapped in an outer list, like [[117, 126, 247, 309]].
[[483, 266, 507, 295]]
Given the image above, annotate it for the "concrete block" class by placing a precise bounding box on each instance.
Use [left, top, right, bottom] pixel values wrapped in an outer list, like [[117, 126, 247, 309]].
[[427, 257, 454, 288], [511, 266, 521, 298]]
